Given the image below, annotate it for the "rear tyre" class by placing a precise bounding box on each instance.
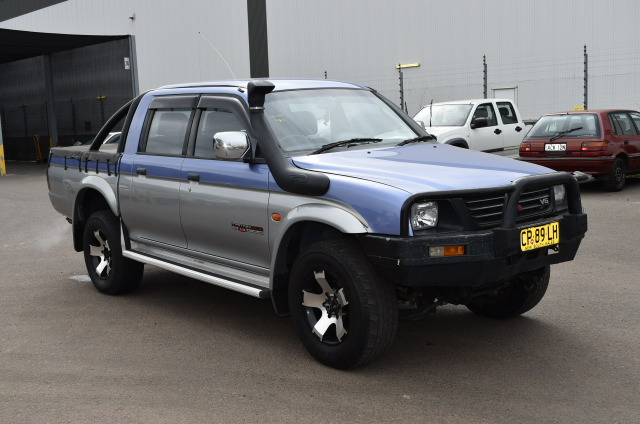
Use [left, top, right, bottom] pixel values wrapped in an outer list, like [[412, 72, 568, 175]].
[[83, 210, 144, 295], [466, 266, 550, 319], [288, 239, 398, 369], [603, 158, 626, 192]]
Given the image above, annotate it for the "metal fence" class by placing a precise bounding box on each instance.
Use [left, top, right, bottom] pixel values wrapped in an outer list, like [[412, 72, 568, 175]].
[[328, 45, 640, 121]]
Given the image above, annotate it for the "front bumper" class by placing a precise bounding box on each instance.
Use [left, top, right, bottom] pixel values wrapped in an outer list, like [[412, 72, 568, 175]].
[[358, 211, 587, 288]]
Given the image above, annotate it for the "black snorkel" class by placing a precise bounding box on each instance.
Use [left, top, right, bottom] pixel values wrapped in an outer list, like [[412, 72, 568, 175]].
[[247, 80, 330, 196]]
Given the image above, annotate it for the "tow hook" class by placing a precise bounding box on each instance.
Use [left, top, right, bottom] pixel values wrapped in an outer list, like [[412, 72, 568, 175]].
[[399, 299, 445, 322]]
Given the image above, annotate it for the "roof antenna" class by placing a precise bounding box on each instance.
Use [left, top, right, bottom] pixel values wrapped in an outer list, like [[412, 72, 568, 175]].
[[198, 31, 237, 81]]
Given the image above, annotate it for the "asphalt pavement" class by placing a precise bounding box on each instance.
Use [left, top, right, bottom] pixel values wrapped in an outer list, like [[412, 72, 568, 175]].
[[1, 161, 639, 423]]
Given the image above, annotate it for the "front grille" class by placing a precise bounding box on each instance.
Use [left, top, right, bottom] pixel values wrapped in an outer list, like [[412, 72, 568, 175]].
[[464, 193, 506, 227], [516, 187, 552, 220], [463, 187, 553, 228]]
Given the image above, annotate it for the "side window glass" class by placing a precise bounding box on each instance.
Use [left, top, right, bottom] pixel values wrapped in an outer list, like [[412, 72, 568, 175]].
[[629, 112, 640, 134], [497, 102, 518, 124], [473, 103, 498, 126], [610, 112, 637, 136], [144, 109, 192, 155], [194, 107, 249, 159]]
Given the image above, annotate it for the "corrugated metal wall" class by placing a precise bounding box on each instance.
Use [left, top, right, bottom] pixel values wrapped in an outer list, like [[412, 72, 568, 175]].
[[0, 38, 134, 159], [1, 0, 252, 91], [266, 0, 640, 119], [3, 0, 640, 120]]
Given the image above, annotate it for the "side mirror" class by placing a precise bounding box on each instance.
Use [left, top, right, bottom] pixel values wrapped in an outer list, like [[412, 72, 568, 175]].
[[415, 120, 426, 129], [213, 131, 250, 160], [470, 117, 489, 129]]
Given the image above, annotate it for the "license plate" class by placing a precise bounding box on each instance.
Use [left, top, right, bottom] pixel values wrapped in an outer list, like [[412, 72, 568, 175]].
[[545, 143, 567, 152], [520, 222, 560, 251]]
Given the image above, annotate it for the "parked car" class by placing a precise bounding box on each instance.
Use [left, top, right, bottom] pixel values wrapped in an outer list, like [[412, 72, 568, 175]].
[[413, 99, 527, 153], [519, 110, 640, 191]]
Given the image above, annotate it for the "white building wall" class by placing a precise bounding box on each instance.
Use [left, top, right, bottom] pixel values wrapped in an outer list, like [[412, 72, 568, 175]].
[[3, 0, 640, 119], [266, 0, 640, 119], [2, 0, 251, 91]]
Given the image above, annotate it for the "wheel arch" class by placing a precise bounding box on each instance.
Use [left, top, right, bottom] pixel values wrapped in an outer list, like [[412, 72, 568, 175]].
[[615, 152, 629, 166], [72, 181, 117, 252], [270, 205, 370, 316], [445, 138, 470, 149]]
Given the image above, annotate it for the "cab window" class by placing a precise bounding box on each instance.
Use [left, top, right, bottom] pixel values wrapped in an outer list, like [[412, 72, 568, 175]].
[[472, 103, 498, 126], [194, 107, 249, 159], [143, 109, 192, 155], [497, 102, 518, 124]]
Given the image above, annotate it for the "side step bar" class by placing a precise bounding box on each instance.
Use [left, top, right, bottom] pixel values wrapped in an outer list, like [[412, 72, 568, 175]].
[[123, 250, 270, 299]]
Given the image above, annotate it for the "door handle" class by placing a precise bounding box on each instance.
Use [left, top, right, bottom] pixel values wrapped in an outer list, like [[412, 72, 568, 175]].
[[494, 129, 502, 135], [136, 168, 147, 175], [187, 173, 200, 182], [623, 140, 630, 145], [515, 126, 523, 132]]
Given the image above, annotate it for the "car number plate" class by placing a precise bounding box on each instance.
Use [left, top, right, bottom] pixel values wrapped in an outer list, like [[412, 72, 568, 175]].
[[545, 143, 567, 152], [520, 222, 560, 251]]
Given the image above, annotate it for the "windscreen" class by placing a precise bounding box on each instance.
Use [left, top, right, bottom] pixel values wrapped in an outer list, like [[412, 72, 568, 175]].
[[414, 104, 473, 127], [264, 89, 418, 153]]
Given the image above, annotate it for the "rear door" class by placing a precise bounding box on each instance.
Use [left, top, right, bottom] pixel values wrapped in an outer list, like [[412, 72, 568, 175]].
[[125, 95, 197, 248], [627, 112, 640, 171], [496, 101, 525, 150], [610, 111, 640, 171], [179, 95, 271, 269]]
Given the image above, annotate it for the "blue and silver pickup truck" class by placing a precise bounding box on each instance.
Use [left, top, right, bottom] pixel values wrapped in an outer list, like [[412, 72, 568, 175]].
[[47, 79, 587, 369]]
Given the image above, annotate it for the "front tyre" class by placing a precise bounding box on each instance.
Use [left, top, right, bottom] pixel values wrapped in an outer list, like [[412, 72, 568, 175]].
[[288, 239, 398, 369], [466, 266, 550, 319], [83, 210, 144, 295]]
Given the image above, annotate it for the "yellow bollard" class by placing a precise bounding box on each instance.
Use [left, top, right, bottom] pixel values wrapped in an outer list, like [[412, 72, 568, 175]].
[[0, 142, 5, 176]]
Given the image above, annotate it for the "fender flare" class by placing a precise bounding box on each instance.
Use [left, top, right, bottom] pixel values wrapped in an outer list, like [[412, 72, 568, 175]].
[[444, 138, 469, 149], [76, 175, 118, 217], [270, 203, 369, 272], [269, 203, 370, 315]]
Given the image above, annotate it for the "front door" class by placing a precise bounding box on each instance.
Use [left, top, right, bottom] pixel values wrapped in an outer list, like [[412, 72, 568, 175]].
[[179, 96, 271, 269], [469, 102, 503, 151]]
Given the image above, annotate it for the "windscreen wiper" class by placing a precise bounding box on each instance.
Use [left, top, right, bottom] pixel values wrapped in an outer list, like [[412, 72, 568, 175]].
[[310, 138, 382, 155], [550, 127, 583, 141], [396, 134, 437, 146]]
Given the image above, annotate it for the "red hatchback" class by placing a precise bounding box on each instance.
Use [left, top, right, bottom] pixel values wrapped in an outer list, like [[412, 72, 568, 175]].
[[519, 110, 640, 191]]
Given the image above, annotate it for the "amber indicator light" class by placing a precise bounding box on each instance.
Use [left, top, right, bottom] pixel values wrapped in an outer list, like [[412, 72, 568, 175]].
[[444, 245, 466, 256]]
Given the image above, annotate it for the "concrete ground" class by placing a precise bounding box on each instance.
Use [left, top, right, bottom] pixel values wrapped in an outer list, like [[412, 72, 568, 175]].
[[1, 161, 639, 423]]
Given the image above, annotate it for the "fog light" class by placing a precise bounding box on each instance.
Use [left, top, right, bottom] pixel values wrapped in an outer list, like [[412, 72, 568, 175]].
[[553, 184, 567, 209]]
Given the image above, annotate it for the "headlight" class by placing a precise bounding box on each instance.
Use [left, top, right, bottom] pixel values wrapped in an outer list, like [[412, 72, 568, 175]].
[[411, 201, 438, 230], [553, 185, 567, 209]]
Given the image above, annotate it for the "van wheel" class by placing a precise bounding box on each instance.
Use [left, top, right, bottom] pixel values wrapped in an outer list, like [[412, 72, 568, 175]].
[[83, 210, 143, 294], [603, 158, 626, 191], [288, 239, 397, 369], [466, 266, 550, 319]]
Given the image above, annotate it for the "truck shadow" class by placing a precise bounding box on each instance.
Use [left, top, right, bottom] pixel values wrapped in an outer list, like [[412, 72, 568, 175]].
[[122, 266, 586, 377]]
